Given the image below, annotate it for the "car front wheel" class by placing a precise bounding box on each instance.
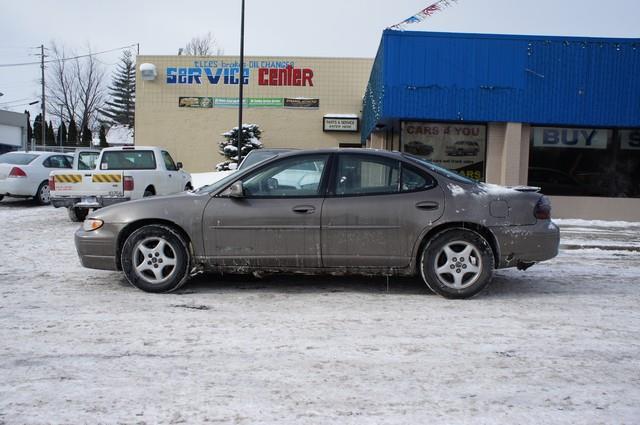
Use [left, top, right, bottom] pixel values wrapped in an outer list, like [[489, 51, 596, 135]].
[[420, 228, 494, 299], [121, 225, 191, 293], [68, 207, 89, 222]]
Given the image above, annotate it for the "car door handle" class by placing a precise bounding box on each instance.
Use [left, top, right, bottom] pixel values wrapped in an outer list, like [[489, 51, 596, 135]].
[[292, 205, 316, 214], [415, 201, 439, 211]]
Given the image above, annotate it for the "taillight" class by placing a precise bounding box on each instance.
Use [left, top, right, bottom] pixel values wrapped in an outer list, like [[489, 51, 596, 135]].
[[534, 196, 551, 220], [8, 167, 27, 178], [123, 176, 134, 191], [49, 176, 56, 191]]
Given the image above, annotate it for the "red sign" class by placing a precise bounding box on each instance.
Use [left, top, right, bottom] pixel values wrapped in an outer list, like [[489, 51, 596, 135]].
[[258, 65, 314, 87]]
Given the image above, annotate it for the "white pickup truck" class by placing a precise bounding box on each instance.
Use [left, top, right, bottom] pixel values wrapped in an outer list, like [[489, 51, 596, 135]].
[[50, 146, 192, 221]]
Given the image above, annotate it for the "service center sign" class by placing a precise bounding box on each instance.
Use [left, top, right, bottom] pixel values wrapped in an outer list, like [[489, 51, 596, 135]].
[[166, 60, 314, 87]]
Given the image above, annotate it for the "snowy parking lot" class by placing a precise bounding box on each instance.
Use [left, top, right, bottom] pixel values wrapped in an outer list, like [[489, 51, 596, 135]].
[[1, 200, 639, 424]]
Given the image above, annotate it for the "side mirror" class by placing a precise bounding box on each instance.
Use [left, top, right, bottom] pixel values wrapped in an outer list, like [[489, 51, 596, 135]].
[[229, 181, 244, 198], [176, 162, 183, 169]]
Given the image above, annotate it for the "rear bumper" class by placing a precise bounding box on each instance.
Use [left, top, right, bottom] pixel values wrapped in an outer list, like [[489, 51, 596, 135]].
[[52, 196, 130, 209], [0, 179, 36, 197], [74, 223, 125, 271], [490, 220, 560, 269]]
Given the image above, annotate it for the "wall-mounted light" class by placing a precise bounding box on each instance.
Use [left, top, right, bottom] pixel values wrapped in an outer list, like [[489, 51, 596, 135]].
[[140, 63, 157, 81]]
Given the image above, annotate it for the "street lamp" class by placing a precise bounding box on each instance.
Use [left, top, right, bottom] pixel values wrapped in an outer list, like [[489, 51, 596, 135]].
[[237, 0, 246, 168]]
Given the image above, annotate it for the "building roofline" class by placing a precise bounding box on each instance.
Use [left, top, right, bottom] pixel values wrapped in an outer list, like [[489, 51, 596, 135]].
[[136, 54, 375, 61], [382, 29, 640, 44]]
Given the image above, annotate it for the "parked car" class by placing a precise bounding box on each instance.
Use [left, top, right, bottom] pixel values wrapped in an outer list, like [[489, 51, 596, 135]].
[[75, 149, 559, 299], [50, 146, 191, 222], [445, 141, 480, 156], [0, 151, 74, 205], [404, 141, 434, 156]]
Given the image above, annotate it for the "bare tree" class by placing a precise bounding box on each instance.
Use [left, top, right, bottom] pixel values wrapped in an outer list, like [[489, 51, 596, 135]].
[[46, 42, 106, 139], [182, 32, 223, 56]]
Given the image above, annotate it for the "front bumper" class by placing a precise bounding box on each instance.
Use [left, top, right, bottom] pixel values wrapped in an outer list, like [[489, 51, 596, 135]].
[[74, 223, 126, 271], [52, 196, 130, 209], [490, 220, 560, 269]]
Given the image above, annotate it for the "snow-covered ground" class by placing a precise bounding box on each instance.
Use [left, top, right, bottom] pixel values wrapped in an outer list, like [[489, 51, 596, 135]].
[[0, 200, 639, 424]]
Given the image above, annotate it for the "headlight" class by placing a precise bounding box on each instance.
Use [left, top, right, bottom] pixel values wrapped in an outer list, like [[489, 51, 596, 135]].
[[83, 219, 104, 231]]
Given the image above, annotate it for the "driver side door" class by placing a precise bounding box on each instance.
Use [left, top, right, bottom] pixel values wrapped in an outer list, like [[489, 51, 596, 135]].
[[202, 154, 329, 268]]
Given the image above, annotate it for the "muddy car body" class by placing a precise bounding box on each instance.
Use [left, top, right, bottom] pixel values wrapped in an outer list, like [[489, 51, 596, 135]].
[[75, 149, 559, 298]]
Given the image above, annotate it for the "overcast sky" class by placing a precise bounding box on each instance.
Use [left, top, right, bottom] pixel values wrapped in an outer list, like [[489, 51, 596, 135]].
[[1, 0, 638, 117]]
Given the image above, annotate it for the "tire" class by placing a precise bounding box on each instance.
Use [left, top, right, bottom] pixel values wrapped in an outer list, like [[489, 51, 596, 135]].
[[184, 183, 193, 191], [35, 181, 51, 205], [420, 228, 494, 299], [143, 188, 154, 197], [0, 195, 4, 202], [68, 207, 89, 222], [121, 224, 191, 293]]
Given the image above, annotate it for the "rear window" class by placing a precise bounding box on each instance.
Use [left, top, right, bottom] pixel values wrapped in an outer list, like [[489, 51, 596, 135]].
[[0, 153, 38, 165], [100, 151, 156, 170]]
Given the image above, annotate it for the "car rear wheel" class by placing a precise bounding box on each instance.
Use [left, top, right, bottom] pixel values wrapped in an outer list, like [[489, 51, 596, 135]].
[[121, 225, 190, 293], [420, 228, 494, 299], [35, 181, 50, 205], [68, 207, 89, 222], [0, 195, 4, 202]]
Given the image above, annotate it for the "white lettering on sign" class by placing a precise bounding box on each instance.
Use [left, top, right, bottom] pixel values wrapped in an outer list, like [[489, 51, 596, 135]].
[[620, 129, 640, 150], [533, 127, 609, 149], [323, 117, 358, 132]]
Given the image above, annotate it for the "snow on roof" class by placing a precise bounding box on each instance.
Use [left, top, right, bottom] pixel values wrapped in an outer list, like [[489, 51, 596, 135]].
[[106, 125, 134, 145]]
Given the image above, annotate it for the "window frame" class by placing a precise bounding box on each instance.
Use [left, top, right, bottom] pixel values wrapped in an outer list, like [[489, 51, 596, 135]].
[[224, 153, 332, 199], [161, 151, 178, 171], [327, 153, 438, 198], [99, 150, 157, 171]]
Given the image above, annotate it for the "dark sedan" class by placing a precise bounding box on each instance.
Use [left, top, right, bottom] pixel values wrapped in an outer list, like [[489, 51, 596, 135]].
[[75, 149, 559, 299]]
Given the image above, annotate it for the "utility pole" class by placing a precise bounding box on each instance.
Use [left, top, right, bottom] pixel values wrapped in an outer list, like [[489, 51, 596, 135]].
[[237, 0, 245, 167], [39, 44, 46, 150]]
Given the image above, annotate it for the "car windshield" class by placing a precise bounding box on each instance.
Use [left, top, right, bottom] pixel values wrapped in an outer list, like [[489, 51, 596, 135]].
[[195, 171, 240, 194], [402, 153, 477, 184], [239, 150, 286, 170], [0, 153, 39, 165]]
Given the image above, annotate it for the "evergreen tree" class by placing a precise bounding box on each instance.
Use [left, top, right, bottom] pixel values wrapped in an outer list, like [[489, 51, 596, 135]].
[[99, 124, 108, 147], [216, 124, 263, 171], [33, 113, 43, 145], [57, 122, 67, 146], [81, 124, 93, 146], [24, 110, 33, 143], [67, 118, 78, 146], [46, 121, 56, 146], [101, 50, 135, 127]]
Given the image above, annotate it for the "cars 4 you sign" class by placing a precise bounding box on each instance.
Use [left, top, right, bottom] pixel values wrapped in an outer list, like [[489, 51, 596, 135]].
[[533, 127, 609, 149], [401, 122, 487, 181]]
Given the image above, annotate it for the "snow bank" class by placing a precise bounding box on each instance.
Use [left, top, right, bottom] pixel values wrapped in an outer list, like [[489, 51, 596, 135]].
[[106, 125, 134, 145]]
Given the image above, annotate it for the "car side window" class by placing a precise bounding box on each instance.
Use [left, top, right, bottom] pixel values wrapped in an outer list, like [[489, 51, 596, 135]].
[[44, 155, 72, 169], [401, 164, 436, 192], [162, 151, 178, 171], [242, 155, 328, 197], [335, 155, 399, 196]]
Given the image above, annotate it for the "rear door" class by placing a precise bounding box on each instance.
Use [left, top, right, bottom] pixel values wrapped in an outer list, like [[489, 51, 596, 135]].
[[202, 154, 329, 268], [321, 153, 445, 268]]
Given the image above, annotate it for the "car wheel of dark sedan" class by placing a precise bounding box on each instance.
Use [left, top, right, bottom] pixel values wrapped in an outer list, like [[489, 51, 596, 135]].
[[421, 228, 494, 299], [121, 225, 190, 293]]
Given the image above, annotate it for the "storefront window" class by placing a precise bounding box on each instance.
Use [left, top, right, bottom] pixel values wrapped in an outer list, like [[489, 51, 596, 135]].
[[528, 127, 640, 198], [400, 122, 487, 181]]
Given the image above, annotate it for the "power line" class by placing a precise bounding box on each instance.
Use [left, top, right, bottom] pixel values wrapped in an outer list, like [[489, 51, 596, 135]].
[[0, 43, 138, 68]]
